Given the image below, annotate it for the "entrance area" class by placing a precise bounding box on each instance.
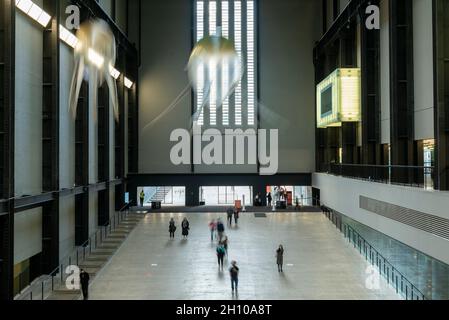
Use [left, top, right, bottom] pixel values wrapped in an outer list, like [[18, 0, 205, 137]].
[[266, 186, 313, 206], [199, 186, 253, 206], [137, 187, 186, 206]]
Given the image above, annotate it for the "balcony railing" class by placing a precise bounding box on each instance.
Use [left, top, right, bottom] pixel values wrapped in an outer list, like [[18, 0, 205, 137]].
[[320, 163, 435, 190]]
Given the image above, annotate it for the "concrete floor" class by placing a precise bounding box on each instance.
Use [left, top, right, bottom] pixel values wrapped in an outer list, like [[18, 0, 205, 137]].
[[89, 212, 401, 300]]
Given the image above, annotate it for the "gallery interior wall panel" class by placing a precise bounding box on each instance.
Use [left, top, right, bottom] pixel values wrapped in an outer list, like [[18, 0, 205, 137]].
[[14, 11, 43, 196], [412, 0, 434, 141], [59, 44, 76, 189], [14, 208, 42, 264], [380, 0, 390, 145]]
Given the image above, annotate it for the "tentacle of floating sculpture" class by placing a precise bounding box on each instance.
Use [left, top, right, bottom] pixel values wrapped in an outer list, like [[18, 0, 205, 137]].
[[69, 18, 119, 122], [141, 33, 243, 135]]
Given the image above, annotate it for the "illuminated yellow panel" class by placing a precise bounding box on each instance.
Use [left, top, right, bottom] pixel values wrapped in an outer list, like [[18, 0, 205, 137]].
[[317, 68, 361, 128]]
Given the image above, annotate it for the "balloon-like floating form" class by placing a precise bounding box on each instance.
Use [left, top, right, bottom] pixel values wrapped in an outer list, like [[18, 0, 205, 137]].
[[187, 33, 243, 122], [69, 18, 119, 122]]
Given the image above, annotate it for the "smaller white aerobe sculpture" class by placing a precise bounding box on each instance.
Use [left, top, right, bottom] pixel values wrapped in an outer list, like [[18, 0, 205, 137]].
[[69, 18, 119, 122]]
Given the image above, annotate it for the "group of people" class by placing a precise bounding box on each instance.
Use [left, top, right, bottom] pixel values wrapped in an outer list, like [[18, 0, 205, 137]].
[[210, 213, 240, 292], [169, 217, 190, 239]]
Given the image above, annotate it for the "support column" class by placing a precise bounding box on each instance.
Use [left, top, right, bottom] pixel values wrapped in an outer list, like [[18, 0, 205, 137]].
[[0, 0, 15, 300], [434, 0, 449, 190], [41, 0, 60, 274], [75, 83, 89, 245], [389, 0, 415, 183], [98, 83, 110, 226], [360, 1, 381, 165], [115, 47, 126, 211]]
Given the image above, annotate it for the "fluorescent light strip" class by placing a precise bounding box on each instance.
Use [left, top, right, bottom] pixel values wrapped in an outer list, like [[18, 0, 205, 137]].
[[88, 48, 105, 68], [124, 77, 134, 89], [209, 1, 217, 126], [16, 0, 51, 27], [247, 1, 255, 126], [196, 1, 205, 126], [222, 1, 229, 126], [59, 25, 79, 49], [234, 0, 242, 126], [109, 65, 121, 80]]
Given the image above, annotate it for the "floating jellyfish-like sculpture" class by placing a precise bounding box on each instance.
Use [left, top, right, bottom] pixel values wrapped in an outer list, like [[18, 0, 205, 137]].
[[188, 32, 243, 122], [141, 32, 243, 132], [69, 18, 119, 122]]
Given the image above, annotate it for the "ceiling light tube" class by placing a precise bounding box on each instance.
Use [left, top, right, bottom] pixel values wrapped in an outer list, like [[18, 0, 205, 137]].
[[16, 0, 51, 27], [88, 48, 105, 69], [124, 77, 133, 89], [59, 24, 79, 49], [109, 65, 121, 80]]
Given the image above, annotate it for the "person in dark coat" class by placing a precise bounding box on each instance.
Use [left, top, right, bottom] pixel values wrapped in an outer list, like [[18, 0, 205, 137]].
[[217, 218, 225, 241], [267, 192, 273, 207], [229, 261, 239, 292], [233, 208, 240, 225], [181, 217, 190, 239], [79, 269, 90, 300], [169, 218, 176, 239], [276, 245, 284, 273], [227, 207, 234, 226], [216, 244, 226, 271]]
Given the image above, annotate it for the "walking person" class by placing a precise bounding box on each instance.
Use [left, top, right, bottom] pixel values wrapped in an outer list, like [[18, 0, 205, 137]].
[[208, 219, 217, 242], [229, 261, 239, 293], [221, 234, 229, 257], [139, 190, 145, 207], [267, 192, 273, 207], [79, 269, 90, 300], [233, 208, 240, 225], [181, 217, 190, 239], [217, 218, 225, 242], [227, 207, 234, 226], [169, 218, 177, 239], [276, 245, 284, 273], [216, 244, 226, 271]]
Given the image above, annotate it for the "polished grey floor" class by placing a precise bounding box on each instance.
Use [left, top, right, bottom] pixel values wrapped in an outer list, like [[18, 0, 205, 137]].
[[89, 211, 401, 300]]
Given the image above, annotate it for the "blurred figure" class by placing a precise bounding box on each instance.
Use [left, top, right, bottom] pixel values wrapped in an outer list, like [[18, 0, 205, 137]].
[[276, 245, 284, 273], [229, 261, 240, 292], [79, 269, 90, 300], [217, 218, 225, 241], [221, 234, 229, 256], [169, 218, 176, 239], [227, 207, 234, 226], [216, 244, 226, 271], [209, 219, 217, 242], [182, 217, 190, 239], [233, 208, 240, 225]]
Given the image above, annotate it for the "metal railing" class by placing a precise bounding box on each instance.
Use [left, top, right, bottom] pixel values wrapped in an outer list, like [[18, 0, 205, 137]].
[[14, 203, 132, 300], [322, 207, 428, 300], [320, 163, 435, 190]]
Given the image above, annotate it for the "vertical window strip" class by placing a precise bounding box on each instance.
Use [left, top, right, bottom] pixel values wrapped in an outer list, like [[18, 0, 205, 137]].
[[209, 1, 217, 126], [196, 1, 205, 125], [247, 0, 255, 126], [222, 1, 230, 126], [234, 0, 242, 126]]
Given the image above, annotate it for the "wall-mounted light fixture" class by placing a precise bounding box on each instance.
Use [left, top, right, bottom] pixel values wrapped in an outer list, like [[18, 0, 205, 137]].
[[109, 65, 121, 80], [15, 0, 51, 28], [87, 48, 105, 68], [124, 77, 134, 89], [59, 25, 79, 49]]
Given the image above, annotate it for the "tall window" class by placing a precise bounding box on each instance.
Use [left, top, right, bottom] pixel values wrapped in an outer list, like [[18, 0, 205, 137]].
[[194, 0, 257, 127]]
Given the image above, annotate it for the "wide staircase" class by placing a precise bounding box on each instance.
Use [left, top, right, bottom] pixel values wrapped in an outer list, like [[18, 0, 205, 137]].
[[14, 210, 145, 301]]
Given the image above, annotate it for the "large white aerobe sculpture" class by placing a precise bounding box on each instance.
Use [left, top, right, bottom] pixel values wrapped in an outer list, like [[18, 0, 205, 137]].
[[69, 18, 119, 122]]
